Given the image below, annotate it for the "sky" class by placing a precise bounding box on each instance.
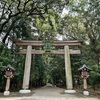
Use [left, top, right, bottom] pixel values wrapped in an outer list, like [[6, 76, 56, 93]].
[[0, 35, 2, 42], [61, 7, 69, 18]]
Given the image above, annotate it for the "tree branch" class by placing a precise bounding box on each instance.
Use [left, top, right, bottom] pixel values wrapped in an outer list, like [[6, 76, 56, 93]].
[[2, 17, 21, 43]]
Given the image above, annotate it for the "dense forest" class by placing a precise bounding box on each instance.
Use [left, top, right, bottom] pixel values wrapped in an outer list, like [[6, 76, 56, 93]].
[[0, 0, 100, 92]]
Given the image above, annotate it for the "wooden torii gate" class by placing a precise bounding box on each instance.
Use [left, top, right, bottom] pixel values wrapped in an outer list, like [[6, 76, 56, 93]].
[[14, 40, 81, 93]]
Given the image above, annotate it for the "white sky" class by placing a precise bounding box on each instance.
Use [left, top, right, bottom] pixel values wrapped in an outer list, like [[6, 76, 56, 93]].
[[56, 34, 63, 40], [0, 35, 2, 42], [61, 7, 69, 18]]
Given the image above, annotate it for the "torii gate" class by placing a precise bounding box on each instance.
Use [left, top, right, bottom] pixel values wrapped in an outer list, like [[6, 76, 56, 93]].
[[14, 40, 81, 93]]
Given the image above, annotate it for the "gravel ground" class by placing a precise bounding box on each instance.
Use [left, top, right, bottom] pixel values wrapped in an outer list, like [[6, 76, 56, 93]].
[[0, 87, 100, 100]]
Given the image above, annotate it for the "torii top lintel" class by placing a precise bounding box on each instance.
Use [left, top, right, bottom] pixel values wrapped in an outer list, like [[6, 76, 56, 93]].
[[14, 40, 82, 46]]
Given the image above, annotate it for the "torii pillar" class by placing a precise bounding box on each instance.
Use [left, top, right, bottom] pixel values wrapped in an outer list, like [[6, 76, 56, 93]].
[[19, 45, 32, 93], [64, 46, 76, 93]]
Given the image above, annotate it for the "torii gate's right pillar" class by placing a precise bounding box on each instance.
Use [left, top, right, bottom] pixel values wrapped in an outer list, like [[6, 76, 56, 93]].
[[64, 46, 76, 93]]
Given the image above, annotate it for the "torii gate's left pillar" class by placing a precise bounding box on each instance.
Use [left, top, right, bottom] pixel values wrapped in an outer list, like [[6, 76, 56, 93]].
[[19, 45, 32, 93]]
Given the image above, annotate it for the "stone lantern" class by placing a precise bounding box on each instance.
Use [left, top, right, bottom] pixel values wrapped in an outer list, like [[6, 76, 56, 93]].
[[78, 64, 92, 95], [3, 64, 15, 96]]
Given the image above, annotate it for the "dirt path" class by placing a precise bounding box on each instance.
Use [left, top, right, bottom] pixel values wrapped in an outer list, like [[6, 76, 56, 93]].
[[0, 87, 100, 100]]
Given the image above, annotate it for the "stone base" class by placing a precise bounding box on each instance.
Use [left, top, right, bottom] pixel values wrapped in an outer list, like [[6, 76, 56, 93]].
[[19, 89, 31, 93], [83, 91, 89, 96], [65, 90, 76, 93], [4, 91, 10, 96]]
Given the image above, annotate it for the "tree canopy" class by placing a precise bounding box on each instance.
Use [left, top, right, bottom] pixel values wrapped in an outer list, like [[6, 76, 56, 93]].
[[0, 0, 69, 43]]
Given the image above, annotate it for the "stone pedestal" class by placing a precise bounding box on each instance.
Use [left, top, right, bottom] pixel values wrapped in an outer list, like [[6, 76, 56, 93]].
[[4, 91, 10, 96], [83, 91, 89, 96], [65, 90, 76, 93], [5, 77, 10, 91], [83, 78, 87, 90], [19, 89, 31, 93], [83, 78, 89, 95], [4, 77, 10, 96]]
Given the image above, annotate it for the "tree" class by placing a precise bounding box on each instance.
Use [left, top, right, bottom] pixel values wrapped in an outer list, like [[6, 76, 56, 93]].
[[60, 0, 100, 65], [0, 0, 69, 43], [59, 0, 100, 89]]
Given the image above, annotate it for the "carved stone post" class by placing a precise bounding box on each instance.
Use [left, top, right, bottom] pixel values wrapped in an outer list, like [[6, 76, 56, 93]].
[[4, 77, 11, 96], [19, 45, 32, 93], [83, 78, 87, 90], [5, 77, 10, 91], [64, 46, 76, 93]]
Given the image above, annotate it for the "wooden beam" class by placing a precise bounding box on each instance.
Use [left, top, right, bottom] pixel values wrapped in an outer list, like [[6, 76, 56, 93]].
[[53, 41, 81, 46], [13, 40, 82, 46], [16, 49, 81, 54], [14, 41, 43, 46]]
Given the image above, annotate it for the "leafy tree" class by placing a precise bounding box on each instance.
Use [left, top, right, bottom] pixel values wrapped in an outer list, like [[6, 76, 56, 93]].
[[0, 0, 69, 43], [89, 65, 100, 91], [60, 0, 100, 64], [60, 0, 100, 89]]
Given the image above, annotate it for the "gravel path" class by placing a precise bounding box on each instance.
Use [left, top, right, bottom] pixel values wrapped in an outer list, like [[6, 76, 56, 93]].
[[0, 87, 100, 100]]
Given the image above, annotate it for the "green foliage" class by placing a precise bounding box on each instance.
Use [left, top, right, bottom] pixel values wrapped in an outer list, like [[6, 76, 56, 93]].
[[0, 43, 13, 91], [89, 65, 100, 90], [30, 55, 45, 87], [60, 0, 100, 90], [34, 9, 60, 41], [0, 0, 67, 43], [0, 43, 26, 91], [0, 44, 14, 65]]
